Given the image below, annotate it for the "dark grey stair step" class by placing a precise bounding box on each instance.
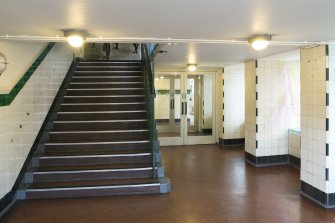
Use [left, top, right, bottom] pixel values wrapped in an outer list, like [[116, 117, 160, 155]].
[[32, 163, 154, 182], [53, 120, 148, 131], [69, 83, 143, 88], [71, 77, 142, 82], [37, 162, 151, 173], [28, 178, 159, 189], [59, 103, 146, 112], [66, 89, 144, 96], [78, 61, 141, 67], [39, 152, 152, 166], [24, 181, 161, 199], [56, 111, 147, 121], [44, 140, 150, 152], [74, 72, 143, 77], [80, 60, 141, 63], [63, 95, 145, 103], [77, 67, 142, 72], [48, 130, 149, 141], [44, 149, 150, 156]]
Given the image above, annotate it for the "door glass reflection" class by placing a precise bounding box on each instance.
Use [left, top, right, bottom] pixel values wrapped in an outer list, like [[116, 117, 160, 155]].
[[187, 74, 213, 136], [154, 74, 181, 137]]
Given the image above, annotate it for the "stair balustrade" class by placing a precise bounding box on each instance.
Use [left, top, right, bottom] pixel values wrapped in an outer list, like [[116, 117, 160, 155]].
[[141, 44, 157, 178]]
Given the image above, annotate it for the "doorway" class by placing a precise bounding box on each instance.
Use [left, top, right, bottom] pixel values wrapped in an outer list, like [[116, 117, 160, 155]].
[[154, 72, 216, 145]]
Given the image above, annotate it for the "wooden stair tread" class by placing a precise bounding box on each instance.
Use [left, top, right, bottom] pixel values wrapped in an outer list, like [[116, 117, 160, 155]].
[[28, 178, 159, 189], [35, 163, 153, 172]]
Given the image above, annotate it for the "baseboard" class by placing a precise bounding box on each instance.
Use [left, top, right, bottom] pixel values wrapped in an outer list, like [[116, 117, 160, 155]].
[[0, 59, 78, 216], [245, 152, 289, 167], [289, 155, 301, 169], [219, 138, 245, 146], [301, 181, 335, 208]]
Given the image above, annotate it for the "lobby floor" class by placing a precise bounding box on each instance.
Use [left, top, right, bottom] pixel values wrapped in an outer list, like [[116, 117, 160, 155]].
[[1, 145, 335, 223]]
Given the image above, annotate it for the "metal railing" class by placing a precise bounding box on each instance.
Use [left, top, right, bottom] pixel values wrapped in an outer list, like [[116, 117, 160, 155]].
[[141, 43, 157, 178]]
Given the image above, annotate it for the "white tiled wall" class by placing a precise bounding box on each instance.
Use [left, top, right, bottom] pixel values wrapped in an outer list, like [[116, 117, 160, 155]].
[[223, 64, 245, 139], [289, 131, 301, 158], [0, 42, 45, 93], [300, 44, 335, 193], [245, 61, 257, 155], [328, 44, 335, 192], [0, 43, 72, 199], [245, 59, 299, 157], [255, 60, 298, 157]]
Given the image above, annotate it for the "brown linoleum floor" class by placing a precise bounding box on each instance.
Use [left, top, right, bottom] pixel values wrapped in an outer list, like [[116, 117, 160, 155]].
[[1, 144, 335, 223]]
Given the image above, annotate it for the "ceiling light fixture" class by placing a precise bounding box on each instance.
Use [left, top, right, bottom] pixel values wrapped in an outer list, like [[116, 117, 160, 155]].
[[64, 29, 87, 48], [187, 64, 197, 72], [248, 34, 272, 50]]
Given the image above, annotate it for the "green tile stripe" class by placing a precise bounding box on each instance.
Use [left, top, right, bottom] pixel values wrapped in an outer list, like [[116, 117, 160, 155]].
[[0, 42, 56, 107]]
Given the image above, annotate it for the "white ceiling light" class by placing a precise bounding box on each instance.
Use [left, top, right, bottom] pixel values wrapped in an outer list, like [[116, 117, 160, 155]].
[[64, 30, 87, 48], [248, 34, 272, 50], [187, 64, 197, 72]]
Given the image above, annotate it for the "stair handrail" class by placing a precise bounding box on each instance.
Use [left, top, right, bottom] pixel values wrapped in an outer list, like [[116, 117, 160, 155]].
[[141, 43, 157, 178]]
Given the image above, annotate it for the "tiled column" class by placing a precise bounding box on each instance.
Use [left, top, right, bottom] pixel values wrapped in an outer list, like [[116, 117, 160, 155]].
[[300, 44, 335, 208], [245, 60, 292, 166], [245, 61, 257, 158], [220, 64, 245, 146]]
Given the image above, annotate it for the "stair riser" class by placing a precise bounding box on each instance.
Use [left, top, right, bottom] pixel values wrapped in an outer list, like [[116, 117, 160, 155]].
[[77, 67, 142, 72], [25, 185, 160, 199], [69, 83, 144, 88], [78, 62, 141, 66], [56, 112, 147, 121], [66, 89, 144, 96], [74, 72, 142, 77], [63, 97, 145, 103], [44, 143, 150, 153], [60, 104, 146, 112], [49, 131, 149, 141], [53, 122, 148, 131], [39, 155, 152, 166], [71, 77, 142, 82], [33, 169, 153, 182]]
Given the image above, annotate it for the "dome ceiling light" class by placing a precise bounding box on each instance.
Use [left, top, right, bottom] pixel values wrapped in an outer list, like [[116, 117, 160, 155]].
[[248, 34, 272, 50], [63, 29, 87, 48], [187, 64, 197, 72]]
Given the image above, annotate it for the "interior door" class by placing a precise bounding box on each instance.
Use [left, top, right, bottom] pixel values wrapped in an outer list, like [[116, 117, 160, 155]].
[[155, 72, 216, 146], [183, 73, 216, 145], [155, 73, 183, 145]]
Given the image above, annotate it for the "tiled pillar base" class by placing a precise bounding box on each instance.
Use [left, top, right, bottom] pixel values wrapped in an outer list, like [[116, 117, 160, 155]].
[[245, 152, 289, 167], [301, 181, 335, 208]]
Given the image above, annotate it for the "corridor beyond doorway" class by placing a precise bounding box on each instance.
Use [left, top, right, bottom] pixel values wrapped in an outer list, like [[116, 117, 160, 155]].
[[2, 145, 334, 223]]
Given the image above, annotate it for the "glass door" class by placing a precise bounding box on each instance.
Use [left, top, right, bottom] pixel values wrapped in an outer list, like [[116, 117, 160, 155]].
[[183, 73, 216, 145], [155, 73, 183, 145], [155, 72, 216, 145]]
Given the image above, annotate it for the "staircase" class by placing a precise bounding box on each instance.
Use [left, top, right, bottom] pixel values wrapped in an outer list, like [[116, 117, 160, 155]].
[[17, 59, 170, 199]]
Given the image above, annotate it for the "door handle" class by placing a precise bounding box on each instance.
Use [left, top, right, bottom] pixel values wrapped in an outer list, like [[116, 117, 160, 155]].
[[185, 102, 187, 115], [181, 102, 184, 115]]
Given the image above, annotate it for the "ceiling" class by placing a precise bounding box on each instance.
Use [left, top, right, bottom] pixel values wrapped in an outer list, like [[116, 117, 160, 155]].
[[1, 0, 334, 68]]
